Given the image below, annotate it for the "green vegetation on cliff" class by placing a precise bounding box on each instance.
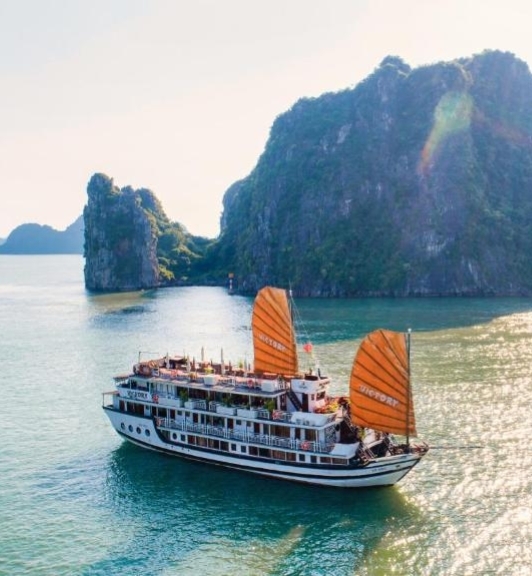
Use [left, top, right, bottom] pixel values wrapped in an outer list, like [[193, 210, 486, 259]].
[[218, 50, 532, 296]]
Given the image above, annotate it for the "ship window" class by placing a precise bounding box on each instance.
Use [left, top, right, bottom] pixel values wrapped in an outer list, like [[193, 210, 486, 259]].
[[121, 423, 125, 430], [128, 425, 133, 432], [231, 443, 237, 451], [145, 429, 150, 437], [136, 427, 141, 434], [240, 446, 246, 453], [298, 454, 305, 462], [172, 433, 177, 440], [310, 456, 317, 464], [181, 435, 186, 442]]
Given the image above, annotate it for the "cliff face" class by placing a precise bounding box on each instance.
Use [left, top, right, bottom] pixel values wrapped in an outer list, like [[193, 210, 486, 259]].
[[83, 174, 159, 291], [218, 51, 532, 296]]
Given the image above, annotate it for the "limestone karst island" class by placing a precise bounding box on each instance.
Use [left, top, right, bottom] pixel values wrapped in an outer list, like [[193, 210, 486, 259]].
[[6, 51, 532, 297]]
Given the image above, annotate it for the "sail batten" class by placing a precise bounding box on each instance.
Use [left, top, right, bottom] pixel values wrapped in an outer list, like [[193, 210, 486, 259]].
[[252, 287, 298, 376], [349, 329, 416, 436]]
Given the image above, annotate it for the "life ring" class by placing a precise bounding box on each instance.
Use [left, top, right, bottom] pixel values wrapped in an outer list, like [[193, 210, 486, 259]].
[[301, 441, 311, 451], [152, 394, 159, 403], [247, 379, 254, 388]]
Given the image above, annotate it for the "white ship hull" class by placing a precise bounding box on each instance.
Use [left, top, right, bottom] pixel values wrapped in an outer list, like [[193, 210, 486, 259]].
[[104, 408, 424, 488]]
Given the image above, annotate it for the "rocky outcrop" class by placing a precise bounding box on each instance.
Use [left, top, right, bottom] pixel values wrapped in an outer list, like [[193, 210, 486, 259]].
[[83, 174, 159, 291]]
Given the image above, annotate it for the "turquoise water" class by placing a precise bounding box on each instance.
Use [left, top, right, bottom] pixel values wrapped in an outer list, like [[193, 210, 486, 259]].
[[1, 255, 532, 575]]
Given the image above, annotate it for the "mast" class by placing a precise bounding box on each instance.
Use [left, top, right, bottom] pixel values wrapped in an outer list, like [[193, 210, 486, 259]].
[[406, 329, 411, 448]]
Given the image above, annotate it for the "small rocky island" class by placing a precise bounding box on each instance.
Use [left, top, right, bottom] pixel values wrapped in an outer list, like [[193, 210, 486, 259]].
[[83, 173, 213, 291]]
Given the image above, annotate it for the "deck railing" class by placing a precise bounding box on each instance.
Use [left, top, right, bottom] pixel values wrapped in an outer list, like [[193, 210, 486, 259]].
[[157, 417, 333, 454]]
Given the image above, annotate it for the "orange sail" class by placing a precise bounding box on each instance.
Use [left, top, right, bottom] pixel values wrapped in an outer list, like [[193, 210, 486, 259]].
[[349, 329, 416, 436], [252, 287, 298, 376]]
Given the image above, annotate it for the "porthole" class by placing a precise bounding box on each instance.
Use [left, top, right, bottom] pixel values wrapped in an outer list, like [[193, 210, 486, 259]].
[[121, 423, 125, 430], [145, 429, 151, 437], [136, 427, 141, 434], [172, 433, 177, 440], [128, 425, 133, 432]]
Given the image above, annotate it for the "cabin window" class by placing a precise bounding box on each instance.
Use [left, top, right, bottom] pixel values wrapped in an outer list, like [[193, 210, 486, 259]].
[[145, 429, 150, 437], [231, 443, 237, 451], [136, 427, 141, 434], [240, 446, 246, 453], [320, 457, 331, 464], [298, 454, 305, 462], [120, 423, 125, 430], [181, 435, 186, 442], [310, 456, 317, 464], [128, 425, 133, 432]]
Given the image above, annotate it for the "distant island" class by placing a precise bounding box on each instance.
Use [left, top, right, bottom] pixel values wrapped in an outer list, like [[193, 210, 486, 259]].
[[0, 216, 84, 254]]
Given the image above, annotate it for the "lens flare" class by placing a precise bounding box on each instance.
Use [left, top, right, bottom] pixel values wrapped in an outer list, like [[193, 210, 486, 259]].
[[419, 91, 473, 174]]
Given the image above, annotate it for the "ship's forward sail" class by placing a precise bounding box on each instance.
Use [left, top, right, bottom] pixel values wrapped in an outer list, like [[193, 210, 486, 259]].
[[252, 287, 298, 375], [349, 329, 416, 436]]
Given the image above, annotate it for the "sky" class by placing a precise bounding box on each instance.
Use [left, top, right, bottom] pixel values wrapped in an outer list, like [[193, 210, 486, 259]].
[[1, 0, 532, 239]]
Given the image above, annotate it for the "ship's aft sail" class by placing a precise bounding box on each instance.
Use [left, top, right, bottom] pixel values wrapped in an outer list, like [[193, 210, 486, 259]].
[[349, 329, 416, 436], [252, 287, 298, 376]]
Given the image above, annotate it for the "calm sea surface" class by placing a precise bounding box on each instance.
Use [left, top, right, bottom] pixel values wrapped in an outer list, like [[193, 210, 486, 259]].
[[2, 255, 532, 576]]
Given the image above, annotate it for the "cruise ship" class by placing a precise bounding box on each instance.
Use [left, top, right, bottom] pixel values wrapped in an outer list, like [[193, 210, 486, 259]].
[[102, 287, 428, 488]]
